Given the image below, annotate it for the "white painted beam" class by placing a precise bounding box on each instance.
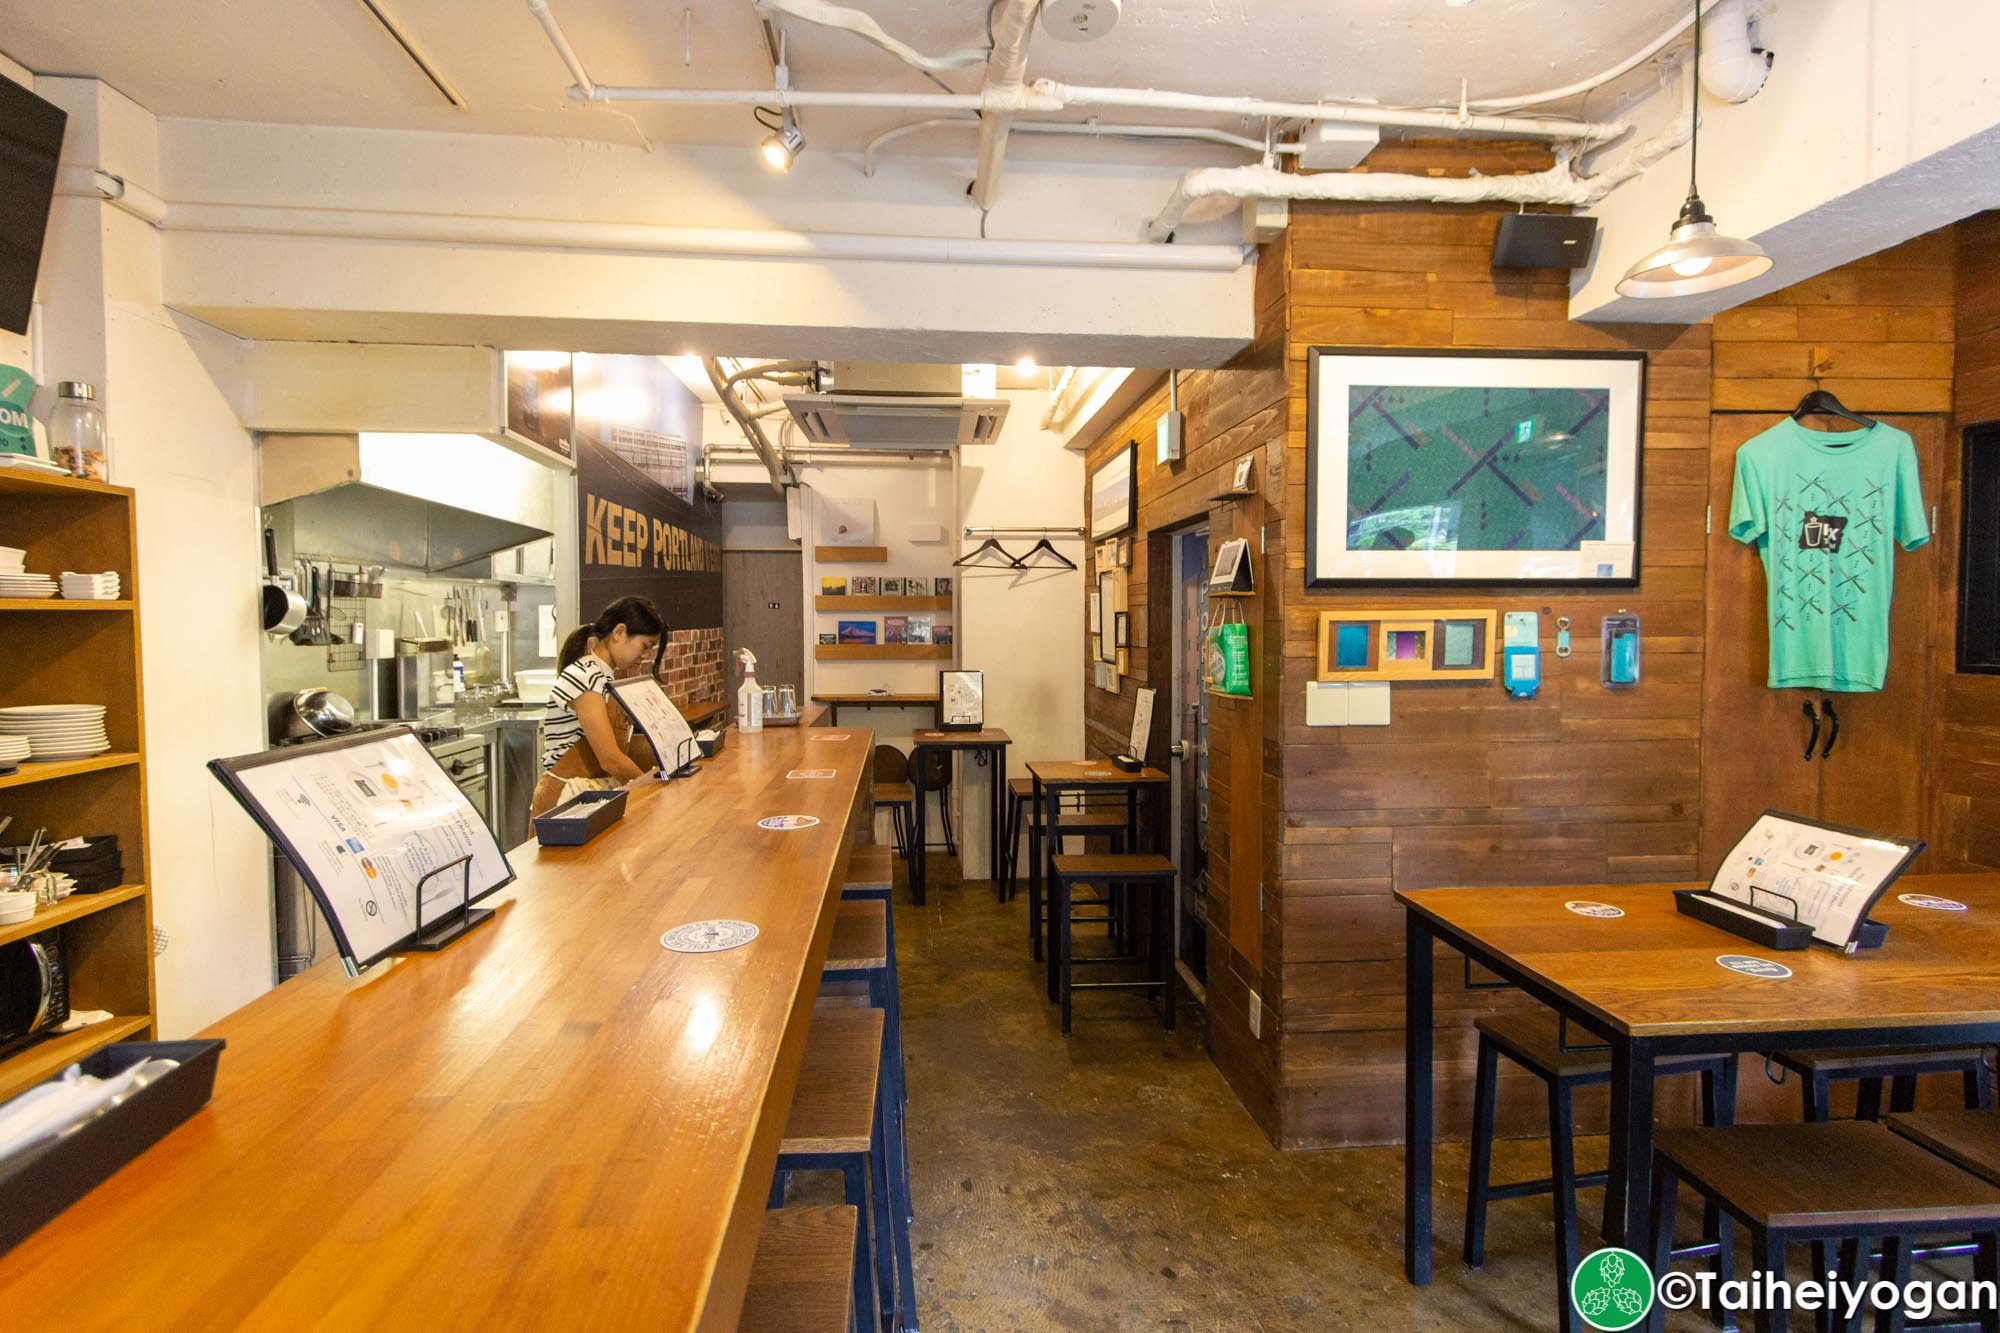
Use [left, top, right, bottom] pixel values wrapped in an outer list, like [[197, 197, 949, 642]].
[[237, 342, 503, 432]]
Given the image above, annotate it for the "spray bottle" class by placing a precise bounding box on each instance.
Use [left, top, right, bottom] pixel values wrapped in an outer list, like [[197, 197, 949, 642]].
[[735, 648, 764, 731]]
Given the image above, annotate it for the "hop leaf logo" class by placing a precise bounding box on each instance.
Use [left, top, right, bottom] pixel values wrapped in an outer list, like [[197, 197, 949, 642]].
[[1571, 1247, 1654, 1331]]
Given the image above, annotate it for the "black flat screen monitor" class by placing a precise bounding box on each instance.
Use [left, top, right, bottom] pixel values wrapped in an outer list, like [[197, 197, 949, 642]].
[[0, 77, 65, 336]]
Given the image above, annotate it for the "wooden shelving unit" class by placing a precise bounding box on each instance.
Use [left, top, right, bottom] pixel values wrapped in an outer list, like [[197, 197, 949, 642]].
[[814, 545, 887, 563], [0, 469, 155, 1101], [814, 595, 953, 613], [815, 643, 954, 662]]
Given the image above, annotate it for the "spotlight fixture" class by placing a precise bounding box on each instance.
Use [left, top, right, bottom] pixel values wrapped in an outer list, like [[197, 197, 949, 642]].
[[1616, 0, 1772, 298], [760, 107, 805, 172], [1013, 357, 1037, 373]]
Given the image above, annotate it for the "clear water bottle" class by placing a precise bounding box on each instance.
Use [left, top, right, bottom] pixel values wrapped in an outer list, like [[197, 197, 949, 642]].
[[49, 381, 108, 481]]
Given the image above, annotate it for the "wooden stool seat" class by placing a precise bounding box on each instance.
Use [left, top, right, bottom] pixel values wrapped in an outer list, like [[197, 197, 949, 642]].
[[1776, 1046, 1993, 1076], [1477, 1011, 1732, 1082], [844, 844, 895, 892], [825, 899, 889, 973], [1052, 853, 1173, 880], [1888, 1109, 2000, 1187], [1768, 1043, 1993, 1123], [781, 1008, 884, 1155], [872, 781, 915, 808], [739, 1206, 859, 1333], [871, 782, 916, 861]]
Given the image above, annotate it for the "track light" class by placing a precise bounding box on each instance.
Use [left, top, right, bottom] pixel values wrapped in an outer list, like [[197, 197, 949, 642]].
[[1616, 0, 1771, 298], [760, 108, 805, 172]]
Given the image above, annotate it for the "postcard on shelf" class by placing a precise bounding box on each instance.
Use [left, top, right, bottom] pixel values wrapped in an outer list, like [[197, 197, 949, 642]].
[[820, 575, 848, 596], [850, 575, 878, 596], [818, 632, 838, 645], [934, 576, 953, 597], [906, 576, 930, 597], [880, 577, 905, 596], [837, 620, 877, 645], [884, 615, 910, 644], [906, 615, 934, 644], [935, 623, 954, 645]]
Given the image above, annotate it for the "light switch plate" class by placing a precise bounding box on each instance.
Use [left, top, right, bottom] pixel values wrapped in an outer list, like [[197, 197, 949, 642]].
[[1347, 682, 1391, 726], [1247, 988, 1263, 1038], [1305, 681, 1348, 727]]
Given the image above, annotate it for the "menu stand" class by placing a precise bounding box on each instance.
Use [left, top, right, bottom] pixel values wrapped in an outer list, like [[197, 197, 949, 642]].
[[1673, 887, 1890, 952], [403, 853, 493, 952]]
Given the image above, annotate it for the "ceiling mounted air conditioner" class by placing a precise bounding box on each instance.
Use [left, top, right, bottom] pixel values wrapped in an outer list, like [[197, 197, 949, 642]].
[[783, 392, 1009, 449]]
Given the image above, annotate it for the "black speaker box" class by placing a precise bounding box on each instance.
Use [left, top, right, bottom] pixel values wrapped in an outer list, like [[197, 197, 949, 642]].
[[1491, 213, 1597, 270]]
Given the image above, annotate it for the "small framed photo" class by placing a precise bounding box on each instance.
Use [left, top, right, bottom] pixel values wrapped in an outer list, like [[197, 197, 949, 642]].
[[819, 575, 847, 596], [1116, 537, 1131, 568], [880, 577, 905, 596], [818, 632, 837, 645], [933, 576, 953, 598], [850, 575, 879, 596], [1231, 455, 1256, 492], [935, 623, 954, 645], [1089, 440, 1137, 539], [1114, 611, 1131, 648], [884, 614, 910, 644], [905, 576, 930, 597], [837, 620, 876, 645]]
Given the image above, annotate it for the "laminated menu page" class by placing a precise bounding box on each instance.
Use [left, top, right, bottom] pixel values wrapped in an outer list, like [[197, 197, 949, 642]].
[[608, 676, 694, 770], [1709, 811, 1923, 950], [209, 730, 512, 968]]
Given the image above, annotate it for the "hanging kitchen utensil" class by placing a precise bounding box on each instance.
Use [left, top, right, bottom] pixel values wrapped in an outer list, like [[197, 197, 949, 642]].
[[262, 528, 308, 638], [288, 561, 318, 645]]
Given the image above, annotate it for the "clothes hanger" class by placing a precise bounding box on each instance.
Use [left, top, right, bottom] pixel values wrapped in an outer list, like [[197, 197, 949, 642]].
[[953, 537, 1019, 567], [1791, 387, 1877, 431], [1011, 537, 1078, 570]]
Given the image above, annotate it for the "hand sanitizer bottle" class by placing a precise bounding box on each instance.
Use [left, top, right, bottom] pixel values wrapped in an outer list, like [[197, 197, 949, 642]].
[[736, 648, 763, 732]]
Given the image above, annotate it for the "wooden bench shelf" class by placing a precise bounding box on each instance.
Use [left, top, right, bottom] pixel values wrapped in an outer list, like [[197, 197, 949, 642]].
[[0, 1015, 153, 1106], [814, 644, 954, 661], [814, 595, 952, 612], [814, 545, 887, 563], [0, 884, 146, 951], [0, 752, 141, 790]]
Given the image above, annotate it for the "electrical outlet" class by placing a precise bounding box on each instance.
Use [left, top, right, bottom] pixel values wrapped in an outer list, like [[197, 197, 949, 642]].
[[1247, 989, 1263, 1038]]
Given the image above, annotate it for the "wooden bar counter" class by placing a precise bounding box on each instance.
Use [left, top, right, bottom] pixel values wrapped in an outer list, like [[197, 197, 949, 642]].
[[0, 725, 874, 1331]]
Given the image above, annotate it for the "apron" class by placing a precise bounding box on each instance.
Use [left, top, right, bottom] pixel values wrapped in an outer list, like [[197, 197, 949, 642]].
[[529, 693, 655, 818]]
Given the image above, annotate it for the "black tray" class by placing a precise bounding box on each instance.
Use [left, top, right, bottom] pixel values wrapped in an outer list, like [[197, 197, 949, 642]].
[[534, 787, 628, 846], [1674, 889, 1892, 952], [0, 1038, 224, 1254]]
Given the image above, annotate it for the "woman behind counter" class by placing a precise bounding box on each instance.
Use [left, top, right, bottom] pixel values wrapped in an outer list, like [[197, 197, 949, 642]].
[[531, 596, 668, 817]]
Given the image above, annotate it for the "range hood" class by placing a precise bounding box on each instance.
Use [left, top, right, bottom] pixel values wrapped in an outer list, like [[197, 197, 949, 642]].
[[258, 432, 557, 572], [782, 392, 1010, 448]]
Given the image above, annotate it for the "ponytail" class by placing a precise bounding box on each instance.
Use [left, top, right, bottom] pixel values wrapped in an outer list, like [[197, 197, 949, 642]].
[[558, 595, 670, 670]]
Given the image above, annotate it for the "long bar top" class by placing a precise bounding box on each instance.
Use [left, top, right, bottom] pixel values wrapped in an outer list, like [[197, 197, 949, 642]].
[[0, 725, 873, 1330]]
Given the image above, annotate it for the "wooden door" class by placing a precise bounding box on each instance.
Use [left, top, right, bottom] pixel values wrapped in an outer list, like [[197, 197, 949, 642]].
[[722, 550, 803, 697]]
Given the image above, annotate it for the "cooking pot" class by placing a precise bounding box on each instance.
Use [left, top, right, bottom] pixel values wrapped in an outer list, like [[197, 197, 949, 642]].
[[287, 687, 358, 739], [261, 528, 308, 638]]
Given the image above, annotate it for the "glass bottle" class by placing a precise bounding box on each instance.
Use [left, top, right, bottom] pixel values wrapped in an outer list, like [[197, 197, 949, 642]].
[[49, 381, 109, 481]]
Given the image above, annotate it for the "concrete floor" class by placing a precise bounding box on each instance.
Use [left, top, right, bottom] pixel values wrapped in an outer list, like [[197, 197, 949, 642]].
[[884, 859, 1698, 1333]]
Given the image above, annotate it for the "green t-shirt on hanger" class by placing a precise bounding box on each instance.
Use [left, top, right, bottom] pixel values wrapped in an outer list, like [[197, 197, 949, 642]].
[[1728, 418, 1928, 692]]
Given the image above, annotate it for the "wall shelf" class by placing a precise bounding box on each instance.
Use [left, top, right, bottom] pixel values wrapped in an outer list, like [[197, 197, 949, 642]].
[[0, 469, 129, 500], [0, 1015, 153, 1106], [814, 545, 888, 563], [0, 884, 146, 951], [0, 599, 133, 612], [815, 644, 954, 662], [0, 752, 141, 790], [814, 596, 953, 613]]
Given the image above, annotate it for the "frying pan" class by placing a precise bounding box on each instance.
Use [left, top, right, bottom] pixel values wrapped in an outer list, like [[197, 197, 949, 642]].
[[262, 528, 308, 637]]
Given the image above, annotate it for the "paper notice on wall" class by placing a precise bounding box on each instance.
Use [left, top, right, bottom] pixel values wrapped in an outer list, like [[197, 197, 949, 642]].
[[818, 496, 878, 546], [1577, 540, 1634, 579], [538, 604, 559, 657]]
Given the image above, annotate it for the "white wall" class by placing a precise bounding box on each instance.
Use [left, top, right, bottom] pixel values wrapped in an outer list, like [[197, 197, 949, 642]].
[[34, 76, 269, 1037]]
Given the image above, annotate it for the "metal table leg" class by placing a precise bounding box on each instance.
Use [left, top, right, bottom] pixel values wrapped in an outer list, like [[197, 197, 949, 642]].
[[910, 743, 929, 906], [1405, 909, 1435, 1286], [1606, 1037, 1657, 1249], [990, 744, 1007, 903], [1044, 781, 1064, 1004]]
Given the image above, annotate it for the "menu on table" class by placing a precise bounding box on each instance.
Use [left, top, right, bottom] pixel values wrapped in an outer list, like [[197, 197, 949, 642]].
[[210, 729, 513, 969], [608, 676, 694, 770], [1709, 810, 1923, 950]]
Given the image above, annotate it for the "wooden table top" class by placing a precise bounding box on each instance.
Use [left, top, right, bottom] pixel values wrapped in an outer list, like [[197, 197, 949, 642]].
[[911, 728, 1010, 747], [0, 727, 873, 1331], [1028, 759, 1170, 786], [1398, 875, 2000, 1040]]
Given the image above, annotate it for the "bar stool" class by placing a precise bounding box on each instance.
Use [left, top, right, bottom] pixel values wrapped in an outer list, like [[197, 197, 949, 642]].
[[1464, 1011, 1739, 1333], [1019, 799, 1134, 958], [822, 898, 917, 1327], [1767, 1045, 1994, 1122], [741, 1205, 862, 1333], [769, 1008, 895, 1332], [1887, 1107, 2000, 1186], [1003, 780, 1129, 901], [1647, 1121, 2000, 1333], [871, 746, 916, 860], [911, 749, 956, 858], [1050, 853, 1175, 1037]]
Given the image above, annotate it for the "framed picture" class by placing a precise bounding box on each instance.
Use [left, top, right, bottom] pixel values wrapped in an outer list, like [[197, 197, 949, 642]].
[[837, 620, 876, 645], [1097, 570, 1119, 661], [935, 623, 954, 645], [1116, 537, 1131, 568], [1089, 440, 1136, 540], [1305, 347, 1646, 586], [850, 575, 878, 596], [880, 577, 905, 596], [933, 576, 953, 598], [906, 576, 930, 597], [884, 615, 910, 644], [940, 669, 984, 729], [818, 632, 837, 645], [1114, 611, 1131, 648], [820, 575, 848, 596], [1231, 455, 1256, 492]]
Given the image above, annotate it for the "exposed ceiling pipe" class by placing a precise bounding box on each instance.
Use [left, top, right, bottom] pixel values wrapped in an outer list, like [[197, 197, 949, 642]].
[[1696, 0, 1773, 103], [862, 117, 1296, 176], [1145, 63, 1695, 240], [724, 359, 818, 388], [751, 0, 987, 73], [1034, 81, 1628, 143], [1039, 364, 1083, 430], [972, 0, 1043, 212], [705, 356, 788, 492], [1464, 3, 1704, 111], [525, 0, 594, 101]]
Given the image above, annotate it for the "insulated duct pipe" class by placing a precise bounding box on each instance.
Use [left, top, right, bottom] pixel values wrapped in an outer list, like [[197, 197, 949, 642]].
[[862, 117, 1294, 176], [1697, 0, 1773, 103], [1146, 67, 1694, 240], [705, 357, 788, 491], [751, 0, 987, 72], [973, 0, 1043, 211]]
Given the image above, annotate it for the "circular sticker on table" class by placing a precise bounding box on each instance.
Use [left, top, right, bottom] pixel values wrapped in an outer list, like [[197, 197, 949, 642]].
[[1565, 900, 1625, 919], [1715, 953, 1792, 980], [662, 920, 759, 953], [758, 815, 821, 831], [1898, 892, 1968, 912]]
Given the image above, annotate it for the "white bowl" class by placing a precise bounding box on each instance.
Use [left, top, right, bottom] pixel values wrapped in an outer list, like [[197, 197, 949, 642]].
[[514, 668, 558, 703], [0, 890, 35, 921]]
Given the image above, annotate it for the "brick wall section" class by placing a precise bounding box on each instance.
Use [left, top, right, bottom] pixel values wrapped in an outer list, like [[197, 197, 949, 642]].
[[655, 626, 726, 714]]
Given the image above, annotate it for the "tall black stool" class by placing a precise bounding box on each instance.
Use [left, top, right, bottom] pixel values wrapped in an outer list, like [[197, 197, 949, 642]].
[[1050, 853, 1174, 1037], [911, 748, 955, 859], [1647, 1121, 2000, 1333], [1464, 1011, 1740, 1333]]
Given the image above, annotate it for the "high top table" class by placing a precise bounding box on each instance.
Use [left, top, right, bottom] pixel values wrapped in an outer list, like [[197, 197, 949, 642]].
[[0, 726, 875, 1332], [907, 728, 1010, 905], [1027, 758, 1171, 1003], [1397, 875, 2000, 1287]]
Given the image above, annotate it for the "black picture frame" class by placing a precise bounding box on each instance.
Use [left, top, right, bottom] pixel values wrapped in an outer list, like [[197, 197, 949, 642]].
[[1304, 346, 1647, 588], [1088, 440, 1137, 540]]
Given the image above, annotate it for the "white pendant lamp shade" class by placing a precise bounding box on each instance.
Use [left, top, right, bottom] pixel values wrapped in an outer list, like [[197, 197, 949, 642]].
[[1616, 196, 1772, 298]]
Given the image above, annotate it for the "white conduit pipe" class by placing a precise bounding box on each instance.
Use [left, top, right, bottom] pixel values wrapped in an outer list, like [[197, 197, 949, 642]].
[[1697, 0, 1773, 103], [157, 202, 1248, 271], [751, 0, 987, 72], [1467, 5, 1703, 111], [861, 117, 1291, 176], [569, 85, 1007, 111], [525, 0, 595, 101], [54, 165, 167, 226], [1034, 81, 1628, 143], [1039, 364, 1081, 430], [1145, 72, 1694, 241], [973, 0, 1042, 210]]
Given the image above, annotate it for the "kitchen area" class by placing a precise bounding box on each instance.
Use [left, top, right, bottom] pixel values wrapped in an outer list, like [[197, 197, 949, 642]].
[[257, 428, 565, 980]]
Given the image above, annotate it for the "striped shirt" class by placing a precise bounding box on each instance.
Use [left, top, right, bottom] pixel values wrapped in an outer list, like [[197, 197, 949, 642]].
[[540, 655, 615, 771]]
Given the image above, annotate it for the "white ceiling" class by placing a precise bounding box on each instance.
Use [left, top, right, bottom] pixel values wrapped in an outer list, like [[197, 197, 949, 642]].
[[0, 0, 1691, 159]]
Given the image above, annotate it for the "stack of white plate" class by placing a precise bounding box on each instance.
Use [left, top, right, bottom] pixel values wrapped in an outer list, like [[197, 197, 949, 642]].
[[0, 545, 23, 574], [59, 570, 120, 600], [0, 735, 28, 765], [0, 571, 55, 599], [0, 705, 110, 760]]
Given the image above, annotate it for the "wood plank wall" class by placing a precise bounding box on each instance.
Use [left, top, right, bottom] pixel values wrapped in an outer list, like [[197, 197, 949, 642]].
[[1935, 212, 2000, 867]]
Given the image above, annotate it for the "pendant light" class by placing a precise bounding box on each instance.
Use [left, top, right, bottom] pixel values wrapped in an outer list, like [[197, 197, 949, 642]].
[[1615, 0, 1772, 298]]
